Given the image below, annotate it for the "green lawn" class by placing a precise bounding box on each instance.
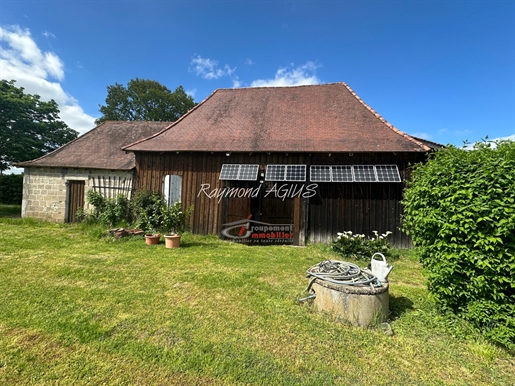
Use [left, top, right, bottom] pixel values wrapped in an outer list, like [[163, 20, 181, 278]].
[[0, 218, 513, 385]]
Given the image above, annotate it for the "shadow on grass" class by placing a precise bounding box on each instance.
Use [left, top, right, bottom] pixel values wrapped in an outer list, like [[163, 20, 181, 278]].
[[389, 294, 415, 320]]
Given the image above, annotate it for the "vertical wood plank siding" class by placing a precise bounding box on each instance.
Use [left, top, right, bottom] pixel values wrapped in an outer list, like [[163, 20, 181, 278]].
[[134, 152, 427, 247]]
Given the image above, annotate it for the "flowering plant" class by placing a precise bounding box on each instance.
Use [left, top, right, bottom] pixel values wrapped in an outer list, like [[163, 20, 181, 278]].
[[331, 230, 393, 261]]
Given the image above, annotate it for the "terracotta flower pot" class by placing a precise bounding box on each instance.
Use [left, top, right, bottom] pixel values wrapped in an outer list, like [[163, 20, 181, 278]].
[[145, 234, 160, 245], [164, 234, 181, 248]]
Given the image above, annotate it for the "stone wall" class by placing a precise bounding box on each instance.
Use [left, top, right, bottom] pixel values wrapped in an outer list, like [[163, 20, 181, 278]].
[[21, 167, 134, 223]]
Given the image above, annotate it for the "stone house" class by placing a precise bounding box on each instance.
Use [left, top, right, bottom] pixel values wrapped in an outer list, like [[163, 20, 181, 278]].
[[15, 121, 172, 222]]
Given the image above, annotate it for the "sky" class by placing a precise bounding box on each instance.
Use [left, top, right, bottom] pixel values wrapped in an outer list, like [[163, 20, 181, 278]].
[[1, 0, 514, 155]]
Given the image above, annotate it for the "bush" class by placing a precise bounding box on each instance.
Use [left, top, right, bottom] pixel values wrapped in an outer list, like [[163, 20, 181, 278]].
[[130, 190, 193, 235], [0, 174, 23, 204], [331, 230, 393, 261], [85, 190, 129, 227], [130, 190, 164, 234], [402, 140, 515, 349]]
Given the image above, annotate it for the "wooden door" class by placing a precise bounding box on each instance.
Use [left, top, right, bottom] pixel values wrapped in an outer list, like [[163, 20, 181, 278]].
[[67, 180, 85, 223]]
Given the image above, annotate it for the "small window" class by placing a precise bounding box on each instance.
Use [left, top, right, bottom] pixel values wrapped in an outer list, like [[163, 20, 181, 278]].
[[163, 175, 182, 205]]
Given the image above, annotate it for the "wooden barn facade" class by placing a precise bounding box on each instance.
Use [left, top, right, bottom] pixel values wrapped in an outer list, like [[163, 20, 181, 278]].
[[125, 83, 436, 247]]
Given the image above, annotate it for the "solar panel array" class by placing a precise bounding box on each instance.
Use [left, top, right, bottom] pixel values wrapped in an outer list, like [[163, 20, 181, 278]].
[[310, 165, 401, 182], [219, 164, 259, 180], [220, 164, 401, 182], [266, 165, 306, 181]]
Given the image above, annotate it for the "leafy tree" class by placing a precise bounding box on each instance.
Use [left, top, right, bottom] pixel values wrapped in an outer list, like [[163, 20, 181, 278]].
[[96, 78, 196, 124], [402, 140, 515, 349], [0, 80, 78, 173]]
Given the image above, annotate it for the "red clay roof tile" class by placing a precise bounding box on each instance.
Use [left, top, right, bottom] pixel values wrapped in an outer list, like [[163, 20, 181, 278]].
[[124, 83, 430, 153], [15, 121, 173, 170]]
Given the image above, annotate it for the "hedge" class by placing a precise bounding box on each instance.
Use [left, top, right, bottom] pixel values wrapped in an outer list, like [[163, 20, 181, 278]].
[[0, 174, 23, 205]]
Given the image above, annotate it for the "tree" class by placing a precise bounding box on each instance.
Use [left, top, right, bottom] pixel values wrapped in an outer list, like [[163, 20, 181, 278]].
[[0, 80, 78, 173], [402, 140, 515, 350], [96, 78, 196, 124]]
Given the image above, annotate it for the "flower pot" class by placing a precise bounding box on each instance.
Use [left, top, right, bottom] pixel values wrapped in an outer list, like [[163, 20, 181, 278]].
[[145, 234, 160, 245], [164, 234, 181, 248]]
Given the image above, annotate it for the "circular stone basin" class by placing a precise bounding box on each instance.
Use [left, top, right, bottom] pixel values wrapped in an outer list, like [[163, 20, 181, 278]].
[[311, 279, 389, 327]]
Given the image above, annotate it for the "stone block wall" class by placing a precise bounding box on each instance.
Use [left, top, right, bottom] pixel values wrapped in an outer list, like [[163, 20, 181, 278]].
[[21, 167, 133, 223]]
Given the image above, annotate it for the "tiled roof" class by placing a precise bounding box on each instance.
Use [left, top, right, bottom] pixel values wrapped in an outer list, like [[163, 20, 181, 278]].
[[15, 121, 173, 170], [124, 83, 430, 153]]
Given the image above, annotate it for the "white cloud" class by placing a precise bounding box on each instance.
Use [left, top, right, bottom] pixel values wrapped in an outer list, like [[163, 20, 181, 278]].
[[497, 134, 515, 141], [185, 88, 197, 98], [232, 78, 243, 88], [189, 55, 236, 80], [245, 58, 255, 65], [0, 25, 95, 135], [250, 61, 321, 87], [42, 30, 55, 39]]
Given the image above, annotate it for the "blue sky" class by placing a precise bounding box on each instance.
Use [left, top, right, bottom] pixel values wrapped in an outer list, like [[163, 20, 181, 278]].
[[1, 0, 514, 148]]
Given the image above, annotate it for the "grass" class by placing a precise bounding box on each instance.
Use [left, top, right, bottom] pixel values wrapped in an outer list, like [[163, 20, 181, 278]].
[[0, 217, 513, 385]]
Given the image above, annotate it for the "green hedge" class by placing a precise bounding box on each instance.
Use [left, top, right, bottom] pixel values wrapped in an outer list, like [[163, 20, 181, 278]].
[[0, 174, 23, 205], [402, 140, 515, 350]]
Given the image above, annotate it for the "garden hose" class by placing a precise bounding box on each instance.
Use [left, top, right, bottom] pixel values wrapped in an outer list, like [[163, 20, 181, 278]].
[[298, 260, 382, 302]]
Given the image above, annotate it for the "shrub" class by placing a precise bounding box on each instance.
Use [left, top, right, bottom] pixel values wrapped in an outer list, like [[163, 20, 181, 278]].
[[331, 230, 393, 261], [85, 190, 130, 227], [130, 190, 164, 234], [402, 140, 515, 349], [0, 174, 23, 204], [130, 190, 193, 235]]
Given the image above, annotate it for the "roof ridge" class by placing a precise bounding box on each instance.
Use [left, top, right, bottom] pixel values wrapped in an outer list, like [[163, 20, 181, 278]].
[[214, 82, 343, 92], [341, 82, 430, 151]]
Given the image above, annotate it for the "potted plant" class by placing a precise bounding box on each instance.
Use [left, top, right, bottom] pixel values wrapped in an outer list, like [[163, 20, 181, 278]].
[[161, 202, 193, 248], [132, 192, 164, 245]]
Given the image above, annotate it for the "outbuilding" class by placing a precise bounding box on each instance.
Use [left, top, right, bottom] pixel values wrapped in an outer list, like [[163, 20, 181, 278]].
[[123, 82, 438, 247], [15, 121, 172, 222]]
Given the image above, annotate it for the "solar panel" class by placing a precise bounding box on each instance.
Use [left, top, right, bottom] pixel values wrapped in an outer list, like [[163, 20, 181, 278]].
[[219, 164, 240, 180], [238, 164, 260, 180], [310, 165, 332, 182], [265, 165, 285, 181], [375, 165, 401, 182], [220, 164, 259, 180], [285, 165, 306, 181], [332, 165, 353, 182], [353, 165, 376, 182]]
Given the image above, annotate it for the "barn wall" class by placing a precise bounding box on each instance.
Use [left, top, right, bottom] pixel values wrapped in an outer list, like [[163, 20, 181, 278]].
[[134, 151, 427, 247], [21, 167, 133, 223], [306, 152, 427, 248], [134, 152, 306, 235]]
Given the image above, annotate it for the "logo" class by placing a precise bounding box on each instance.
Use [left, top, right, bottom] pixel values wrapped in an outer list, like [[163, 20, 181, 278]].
[[221, 218, 294, 244]]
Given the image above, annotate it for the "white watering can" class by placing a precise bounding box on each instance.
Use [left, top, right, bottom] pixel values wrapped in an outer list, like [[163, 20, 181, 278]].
[[370, 253, 394, 283]]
